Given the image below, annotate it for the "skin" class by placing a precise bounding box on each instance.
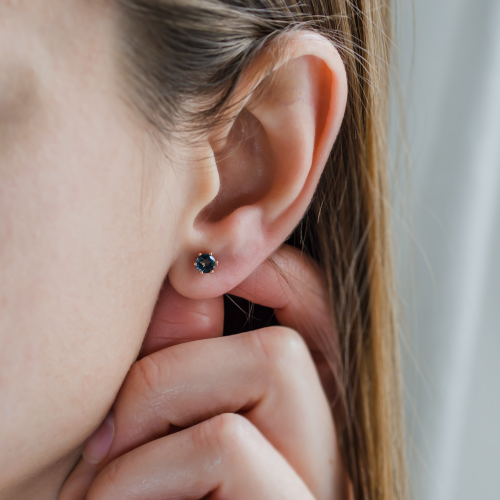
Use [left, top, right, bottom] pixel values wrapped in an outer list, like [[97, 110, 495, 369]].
[[0, 1, 350, 499]]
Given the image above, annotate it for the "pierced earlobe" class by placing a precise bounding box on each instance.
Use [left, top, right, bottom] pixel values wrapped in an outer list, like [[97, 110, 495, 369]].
[[194, 252, 219, 274]]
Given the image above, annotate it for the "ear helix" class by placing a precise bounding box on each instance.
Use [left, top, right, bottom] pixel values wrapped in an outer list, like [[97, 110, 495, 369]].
[[194, 252, 219, 274]]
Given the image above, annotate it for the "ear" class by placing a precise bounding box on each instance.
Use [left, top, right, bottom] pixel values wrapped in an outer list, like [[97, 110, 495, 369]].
[[168, 32, 348, 299]]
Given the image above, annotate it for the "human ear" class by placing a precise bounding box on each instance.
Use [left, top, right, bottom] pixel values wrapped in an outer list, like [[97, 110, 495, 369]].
[[168, 32, 348, 299]]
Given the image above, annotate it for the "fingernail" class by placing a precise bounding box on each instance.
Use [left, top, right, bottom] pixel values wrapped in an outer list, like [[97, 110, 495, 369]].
[[82, 409, 114, 465]]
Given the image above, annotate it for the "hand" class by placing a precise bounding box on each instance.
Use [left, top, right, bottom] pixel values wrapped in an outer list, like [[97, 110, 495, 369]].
[[60, 245, 351, 500]]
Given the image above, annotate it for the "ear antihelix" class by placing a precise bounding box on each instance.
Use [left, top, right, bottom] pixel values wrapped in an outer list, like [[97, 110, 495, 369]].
[[194, 252, 219, 274]]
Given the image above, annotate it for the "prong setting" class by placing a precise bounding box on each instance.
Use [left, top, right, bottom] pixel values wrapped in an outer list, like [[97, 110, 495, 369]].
[[194, 253, 218, 274]]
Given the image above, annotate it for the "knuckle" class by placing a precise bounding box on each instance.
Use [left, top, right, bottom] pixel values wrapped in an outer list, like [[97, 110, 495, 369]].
[[196, 413, 252, 459], [253, 326, 310, 369], [129, 353, 164, 398], [212, 413, 249, 447]]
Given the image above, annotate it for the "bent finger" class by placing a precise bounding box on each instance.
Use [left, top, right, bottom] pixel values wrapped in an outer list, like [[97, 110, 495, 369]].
[[60, 280, 224, 499], [230, 245, 335, 351], [87, 413, 317, 500], [103, 327, 341, 499], [230, 244, 340, 394]]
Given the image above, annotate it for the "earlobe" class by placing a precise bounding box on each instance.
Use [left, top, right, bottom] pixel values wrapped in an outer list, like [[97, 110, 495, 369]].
[[168, 32, 348, 299]]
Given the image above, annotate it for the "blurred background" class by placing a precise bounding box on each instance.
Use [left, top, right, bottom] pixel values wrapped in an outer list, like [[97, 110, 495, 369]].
[[391, 0, 500, 498]]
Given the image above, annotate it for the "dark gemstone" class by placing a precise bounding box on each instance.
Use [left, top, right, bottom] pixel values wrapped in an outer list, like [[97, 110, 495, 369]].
[[195, 253, 216, 273]]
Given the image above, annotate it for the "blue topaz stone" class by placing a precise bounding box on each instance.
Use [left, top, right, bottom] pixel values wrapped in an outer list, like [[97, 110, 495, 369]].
[[195, 253, 218, 274]]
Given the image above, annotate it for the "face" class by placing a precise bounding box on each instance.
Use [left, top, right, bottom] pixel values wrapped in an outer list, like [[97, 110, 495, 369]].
[[0, 1, 350, 495], [0, 0, 189, 490]]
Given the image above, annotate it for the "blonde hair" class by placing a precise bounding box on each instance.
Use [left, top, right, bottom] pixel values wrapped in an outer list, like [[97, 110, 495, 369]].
[[117, 1, 407, 499]]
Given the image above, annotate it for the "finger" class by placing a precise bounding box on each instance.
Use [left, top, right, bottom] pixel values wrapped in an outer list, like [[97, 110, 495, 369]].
[[230, 244, 335, 353], [87, 413, 318, 500], [86, 327, 344, 500], [140, 278, 224, 357], [58, 460, 98, 500], [60, 280, 224, 498], [230, 244, 340, 401]]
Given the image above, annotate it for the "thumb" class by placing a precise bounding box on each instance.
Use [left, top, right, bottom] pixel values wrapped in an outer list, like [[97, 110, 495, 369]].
[[140, 277, 224, 357]]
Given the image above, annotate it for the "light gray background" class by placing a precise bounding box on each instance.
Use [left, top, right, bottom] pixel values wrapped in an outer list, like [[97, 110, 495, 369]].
[[392, 0, 500, 498]]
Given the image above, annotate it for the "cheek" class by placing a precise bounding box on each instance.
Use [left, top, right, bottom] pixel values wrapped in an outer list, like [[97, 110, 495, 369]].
[[0, 88, 177, 473]]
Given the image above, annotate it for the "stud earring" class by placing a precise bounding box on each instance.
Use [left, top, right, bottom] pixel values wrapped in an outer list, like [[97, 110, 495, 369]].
[[194, 252, 219, 274]]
